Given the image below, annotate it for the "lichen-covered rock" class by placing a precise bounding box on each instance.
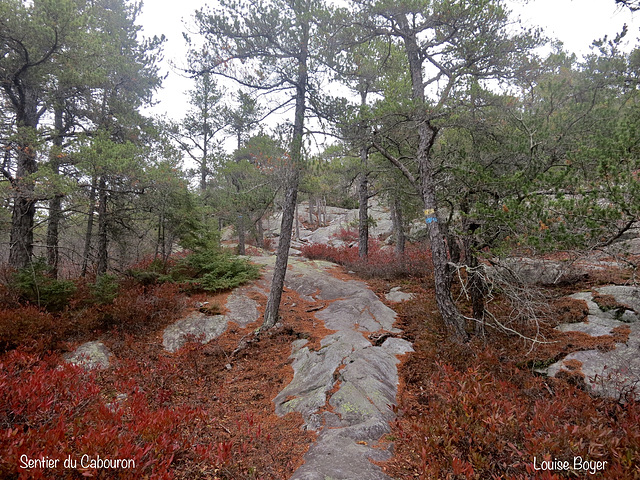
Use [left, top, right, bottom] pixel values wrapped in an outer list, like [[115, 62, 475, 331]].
[[64, 341, 112, 370], [267, 257, 412, 480], [162, 312, 228, 353], [225, 287, 260, 327]]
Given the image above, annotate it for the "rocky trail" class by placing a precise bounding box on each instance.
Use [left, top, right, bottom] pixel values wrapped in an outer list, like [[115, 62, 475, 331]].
[[61, 213, 640, 477], [260, 257, 413, 480], [66, 255, 414, 479]]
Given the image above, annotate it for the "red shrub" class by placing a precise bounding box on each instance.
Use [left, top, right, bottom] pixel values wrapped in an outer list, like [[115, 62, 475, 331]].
[[300, 241, 433, 279], [388, 352, 640, 479], [301, 243, 359, 265], [332, 227, 359, 243], [107, 283, 186, 331], [0, 349, 263, 480], [262, 237, 274, 251], [0, 306, 57, 352]]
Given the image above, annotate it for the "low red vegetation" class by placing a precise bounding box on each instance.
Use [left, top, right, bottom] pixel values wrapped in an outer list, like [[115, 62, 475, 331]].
[[334, 227, 359, 243], [0, 345, 307, 480], [300, 240, 433, 279], [381, 290, 640, 480], [0, 264, 321, 479], [551, 297, 589, 324], [0, 281, 186, 354]]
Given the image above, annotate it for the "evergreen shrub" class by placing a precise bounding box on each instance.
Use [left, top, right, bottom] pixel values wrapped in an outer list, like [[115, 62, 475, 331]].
[[12, 258, 76, 311]]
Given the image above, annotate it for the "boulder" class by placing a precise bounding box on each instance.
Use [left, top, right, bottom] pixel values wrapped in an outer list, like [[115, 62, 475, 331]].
[[385, 286, 415, 303], [64, 341, 112, 370], [163, 312, 228, 353], [225, 287, 260, 327]]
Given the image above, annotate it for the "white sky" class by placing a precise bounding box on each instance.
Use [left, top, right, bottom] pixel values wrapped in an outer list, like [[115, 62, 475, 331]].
[[138, 0, 639, 122]]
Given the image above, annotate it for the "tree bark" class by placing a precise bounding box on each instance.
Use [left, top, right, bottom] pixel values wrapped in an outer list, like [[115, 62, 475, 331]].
[[256, 215, 264, 248], [392, 196, 405, 255], [262, 170, 300, 329], [237, 214, 246, 255], [96, 176, 108, 276], [8, 89, 40, 270], [81, 175, 97, 277], [358, 90, 369, 259], [46, 193, 63, 276], [295, 201, 300, 240], [358, 152, 369, 259], [9, 169, 37, 269], [464, 237, 486, 334], [46, 103, 65, 277]]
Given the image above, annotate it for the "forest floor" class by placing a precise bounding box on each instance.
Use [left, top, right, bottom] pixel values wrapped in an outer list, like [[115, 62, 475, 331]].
[[2, 247, 640, 479]]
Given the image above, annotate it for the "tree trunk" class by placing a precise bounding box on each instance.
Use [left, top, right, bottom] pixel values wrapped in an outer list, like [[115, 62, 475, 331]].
[[96, 176, 108, 276], [256, 215, 264, 248], [401, 16, 468, 342], [46, 103, 65, 277], [465, 239, 486, 335], [322, 197, 327, 227], [358, 154, 369, 259], [237, 214, 246, 255], [9, 183, 36, 269], [295, 201, 300, 240], [8, 93, 39, 270], [461, 209, 486, 335], [392, 196, 405, 255], [81, 175, 98, 277], [358, 90, 369, 259], [316, 197, 321, 229], [155, 204, 165, 260], [46, 194, 63, 276], [262, 170, 300, 329], [262, 17, 309, 331]]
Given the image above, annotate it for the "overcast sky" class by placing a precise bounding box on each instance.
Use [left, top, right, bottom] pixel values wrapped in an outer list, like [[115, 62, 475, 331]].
[[138, 0, 639, 121]]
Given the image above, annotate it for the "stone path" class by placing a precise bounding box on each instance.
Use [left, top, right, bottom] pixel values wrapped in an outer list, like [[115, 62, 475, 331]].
[[162, 255, 412, 479], [256, 257, 413, 480], [64, 254, 409, 478]]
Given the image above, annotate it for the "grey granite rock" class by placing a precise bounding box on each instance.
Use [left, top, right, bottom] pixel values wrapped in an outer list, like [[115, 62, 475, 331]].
[[64, 341, 112, 370], [163, 312, 228, 353], [545, 287, 640, 400]]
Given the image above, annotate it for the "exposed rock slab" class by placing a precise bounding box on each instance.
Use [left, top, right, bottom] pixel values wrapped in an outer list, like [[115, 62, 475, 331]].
[[489, 255, 630, 286], [545, 286, 640, 400], [489, 257, 581, 285], [163, 312, 228, 353], [225, 286, 260, 327], [267, 257, 412, 480], [385, 286, 415, 303], [275, 330, 370, 424], [596, 285, 640, 314], [64, 341, 112, 370], [547, 334, 640, 399], [316, 293, 399, 333], [290, 432, 393, 480]]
